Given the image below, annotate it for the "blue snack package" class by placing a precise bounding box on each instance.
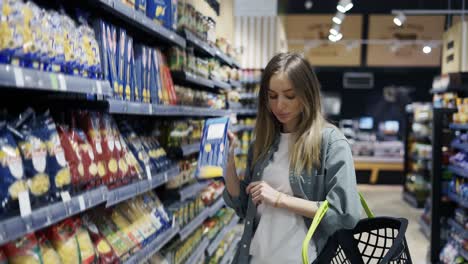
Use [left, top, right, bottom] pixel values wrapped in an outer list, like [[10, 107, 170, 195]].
[[146, 0, 173, 29], [0, 123, 27, 215], [135, 0, 147, 13], [133, 44, 144, 102], [195, 117, 230, 179]]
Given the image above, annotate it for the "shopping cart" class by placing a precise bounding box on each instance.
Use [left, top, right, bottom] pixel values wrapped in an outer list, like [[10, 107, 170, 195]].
[[302, 193, 412, 264]]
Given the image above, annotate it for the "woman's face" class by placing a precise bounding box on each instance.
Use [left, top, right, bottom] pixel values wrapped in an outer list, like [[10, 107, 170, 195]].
[[268, 73, 303, 132]]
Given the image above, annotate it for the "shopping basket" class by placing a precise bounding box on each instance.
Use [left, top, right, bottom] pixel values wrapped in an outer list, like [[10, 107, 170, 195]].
[[302, 193, 412, 264]]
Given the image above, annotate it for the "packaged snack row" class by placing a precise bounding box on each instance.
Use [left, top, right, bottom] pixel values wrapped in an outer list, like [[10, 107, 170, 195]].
[[0, 0, 101, 78], [161, 119, 204, 149], [174, 85, 226, 109], [120, 0, 177, 31], [166, 196, 205, 229], [165, 157, 197, 189], [202, 207, 235, 243], [96, 21, 176, 105], [161, 226, 204, 264]]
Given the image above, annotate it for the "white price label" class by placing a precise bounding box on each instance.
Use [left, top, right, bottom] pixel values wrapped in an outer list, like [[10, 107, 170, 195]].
[[13, 67, 25, 87], [146, 165, 152, 180], [18, 191, 32, 217], [96, 81, 103, 95], [148, 104, 153, 114], [78, 195, 86, 211], [61, 191, 72, 202], [58, 74, 67, 91]]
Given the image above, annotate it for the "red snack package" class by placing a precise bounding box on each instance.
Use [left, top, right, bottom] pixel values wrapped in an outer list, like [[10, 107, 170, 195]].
[[100, 115, 124, 186], [82, 215, 119, 264], [0, 248, 7, 264], [36, 231, 62, 264], [74, 218, 98, 264], [57, 125, 84, 189], [4, 233, 43, 264], [79, 112, 109, 185]]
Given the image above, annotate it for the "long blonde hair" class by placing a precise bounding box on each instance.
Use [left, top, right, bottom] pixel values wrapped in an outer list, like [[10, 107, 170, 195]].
[[253, 53, 328, 175]]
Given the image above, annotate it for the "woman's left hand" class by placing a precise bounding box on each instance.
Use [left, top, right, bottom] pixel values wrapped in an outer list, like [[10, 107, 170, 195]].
[[246, 181, 280, 206]]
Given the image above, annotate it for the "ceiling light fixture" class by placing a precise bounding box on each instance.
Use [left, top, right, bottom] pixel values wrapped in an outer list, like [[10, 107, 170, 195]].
[[337, 0, 353, 13], [304, 0, 313, 10], [329, 24, 341, 35], [423, 45, 432, 54], [393, 12, 406, 26], [328, 33, 343, 42], [333, 12, 345, 24]]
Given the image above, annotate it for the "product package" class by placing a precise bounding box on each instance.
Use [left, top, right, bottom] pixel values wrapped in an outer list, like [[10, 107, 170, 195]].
[[81, 215, 119, 264], [124, 37, 134, 101], [146, 0, 169, 27], [37, 232, 62, 264], [117, 28, 127, 100], [47, 218, 80, 264], [149, 48, 160, 105], [3, 233, 43, 264], [135, 0, 147, 13], [75, 219, 98, 264], [0, 122, 27, 215], [195, 117, 230, 179]]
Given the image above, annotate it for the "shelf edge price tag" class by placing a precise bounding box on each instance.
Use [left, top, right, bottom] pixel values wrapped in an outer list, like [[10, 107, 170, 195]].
[[96, 81, 103, 95], [18, 191, 32, 217], [148, 104, 153, 114], [61, 191, 72, 202], [58, 74, 67, 91], [146, 165, 152, 180], [13, 67, 25, 87], [78, 195, 86, 211]]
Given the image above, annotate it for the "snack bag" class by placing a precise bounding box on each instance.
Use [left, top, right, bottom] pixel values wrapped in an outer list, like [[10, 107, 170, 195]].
[[75, 219, 97, 264], [48, 218, 80, 264], [0, 123, 27, 214], [37, 232, 62, 264], [81, 215, 119, 264], [4, 233, 43, 264], [42, 114, 71, 200], [195, 117, 230, 179], [110, 208, 144, 248], [100, 114, 123, 185]]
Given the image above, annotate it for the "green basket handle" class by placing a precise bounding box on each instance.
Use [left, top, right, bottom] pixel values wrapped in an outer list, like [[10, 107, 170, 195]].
[[302, 192, 374, 264]]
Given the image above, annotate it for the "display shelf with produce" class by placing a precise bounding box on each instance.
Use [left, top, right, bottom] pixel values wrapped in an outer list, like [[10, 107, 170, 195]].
[[92, 0, 186, 48], [448, 165, 468, 179], [0, 64, 112, 96], [448, 192, 468, 209], [448, 218, 468, 240], [220, 236, 241, 264], [179, 182, 210, 201], [206, 215, 240, 256], [107, 99, 230, 117], [171, 70, 215, 89], [106, 165, 180, 207], [182, 28, 215, 56], [186, 237, 210, 264], [0, 186, 106, 245], [124, 225, 180, 264]]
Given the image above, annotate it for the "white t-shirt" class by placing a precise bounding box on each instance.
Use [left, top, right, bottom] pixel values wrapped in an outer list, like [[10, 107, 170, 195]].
[[250, 133, 317, 264]]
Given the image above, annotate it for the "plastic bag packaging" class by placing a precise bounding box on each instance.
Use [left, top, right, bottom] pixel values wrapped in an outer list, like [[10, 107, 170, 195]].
[[0, 122, 27, 215], [195, 117, 230, 179], [4, 233, 42, 264], [48, 218, 81, 264], [100, 114, 122, 186], [81, 214, 119, 264], [75, 219, 97, 264], [37, 231, 62, 264]]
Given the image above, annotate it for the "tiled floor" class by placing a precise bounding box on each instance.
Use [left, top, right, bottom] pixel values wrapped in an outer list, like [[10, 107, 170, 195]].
[[358, 184, 429, 264]]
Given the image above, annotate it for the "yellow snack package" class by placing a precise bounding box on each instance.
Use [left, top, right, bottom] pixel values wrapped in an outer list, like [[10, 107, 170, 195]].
[[37, 232, 62, 264], [48, 219, 80, 264], [4, 233, 42, 264], [75, 220, 97, 264]]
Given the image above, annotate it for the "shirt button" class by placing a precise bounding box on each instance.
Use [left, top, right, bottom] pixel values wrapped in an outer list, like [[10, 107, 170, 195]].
[[243, 244, 247, 248], [256, 172, 259, 176], [247, 221, 251, 225]]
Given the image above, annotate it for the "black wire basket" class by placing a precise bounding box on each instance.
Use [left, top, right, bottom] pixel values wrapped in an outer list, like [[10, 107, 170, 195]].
[[303, 194, 412, 264]]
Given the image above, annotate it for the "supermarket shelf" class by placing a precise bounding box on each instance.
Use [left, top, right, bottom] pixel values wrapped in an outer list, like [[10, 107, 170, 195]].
[[209, 197, 226, 217], [181, 142, 201, 157], [231, 125, 255, 133], [206, 215, 240, 256], [0, 64, 112, 96], [108, 99, 230, 117], [106, 165, 180, 207], [186, 237, 210, 264], [354, 156, 404, 163], [182, 29, 215, 56], [93, 0, 185, 48], [179, 182, 210, 201], [231, 108, 257, 115], [448, 192, 468, 209], [448, 218, 468, 240], [213, 48, 233, 66], [124, 225, 180, 264], [212, 78, 231, 90], [239, 93, 257, 100], [220, 236, 241, 264], [451, 140, 468, 152], [403, 191, 424, 208], [230, 80, 242, 89], [448, 165, 468, 179], [419, 218, 431, 239], [0, 186, 107, 246], [450, 123, 468, 131], [179, 207, 211, 241], [232, 60, 242, 69], [171, 70, 214, 89], [430, 86, 468, 94]]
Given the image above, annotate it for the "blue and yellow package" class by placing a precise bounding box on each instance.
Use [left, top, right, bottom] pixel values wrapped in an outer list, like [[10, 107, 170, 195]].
[[135, 0, 147, 13], [144, 47, 151, 103], [149, 48, 159, 105], [169, 0, 177, 30], [134, 44, 144, 102], [117, 28, 127, 100], [124, 37, 133, 101], [195, 117, 230, 179], [146, 0, 170, 28], [106, 24, 120, 98]]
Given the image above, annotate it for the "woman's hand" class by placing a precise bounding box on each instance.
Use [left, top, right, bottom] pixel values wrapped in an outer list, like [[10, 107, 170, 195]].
[[227, 131, 238, 160], [246, 181, 280, 206]]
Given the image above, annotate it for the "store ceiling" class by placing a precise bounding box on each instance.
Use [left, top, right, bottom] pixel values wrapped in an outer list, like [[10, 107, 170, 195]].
[[278, 0, 460, 14]]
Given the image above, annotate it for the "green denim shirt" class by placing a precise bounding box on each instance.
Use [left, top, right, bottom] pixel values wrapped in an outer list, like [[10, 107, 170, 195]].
[[223, 127, 361, 263]]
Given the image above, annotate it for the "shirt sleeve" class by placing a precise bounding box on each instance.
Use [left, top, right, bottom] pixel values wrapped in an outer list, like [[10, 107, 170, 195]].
[[319, 138, 361, 232], [222, 143, 253, 219]]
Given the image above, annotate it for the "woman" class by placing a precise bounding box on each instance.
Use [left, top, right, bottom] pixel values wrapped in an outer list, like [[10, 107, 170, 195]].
[[223, 53, 361, 263]]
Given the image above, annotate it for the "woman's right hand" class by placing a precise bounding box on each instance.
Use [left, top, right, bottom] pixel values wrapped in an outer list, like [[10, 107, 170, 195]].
[[227, 131, 238, 161]]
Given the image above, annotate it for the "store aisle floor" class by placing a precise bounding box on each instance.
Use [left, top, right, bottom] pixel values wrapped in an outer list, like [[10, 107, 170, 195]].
[[358, 184, 429, 264]]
